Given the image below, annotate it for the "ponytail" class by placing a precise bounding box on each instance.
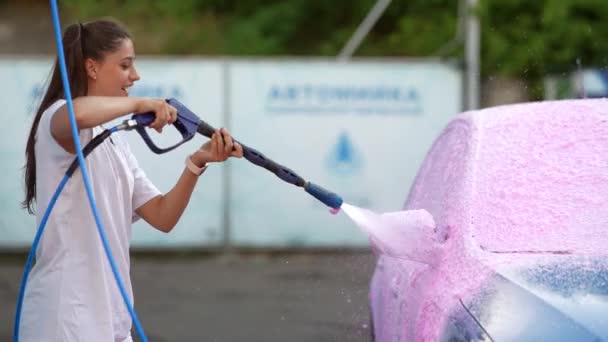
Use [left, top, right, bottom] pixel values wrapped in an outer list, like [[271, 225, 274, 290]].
[[22, 19, 130, 214]]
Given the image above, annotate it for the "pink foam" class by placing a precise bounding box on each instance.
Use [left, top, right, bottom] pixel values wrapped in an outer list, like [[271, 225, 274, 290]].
[[341, 99, 608, 341], [471, 100, 608, 252], [341, 203, 439, 264]]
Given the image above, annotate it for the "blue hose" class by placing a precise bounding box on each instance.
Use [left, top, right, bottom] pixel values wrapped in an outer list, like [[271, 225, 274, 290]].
[[13, 2, 148, 341]]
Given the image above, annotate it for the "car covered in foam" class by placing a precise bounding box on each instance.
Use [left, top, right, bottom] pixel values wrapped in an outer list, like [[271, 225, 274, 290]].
[[352, 99, 608, 341]]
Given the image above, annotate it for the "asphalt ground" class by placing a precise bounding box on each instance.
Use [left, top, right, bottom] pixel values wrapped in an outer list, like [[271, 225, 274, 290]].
[[1, 251, 376, 342]]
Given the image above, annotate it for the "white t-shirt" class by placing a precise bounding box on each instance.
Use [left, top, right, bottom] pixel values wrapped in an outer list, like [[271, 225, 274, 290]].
[[20, 99, 161, 342]]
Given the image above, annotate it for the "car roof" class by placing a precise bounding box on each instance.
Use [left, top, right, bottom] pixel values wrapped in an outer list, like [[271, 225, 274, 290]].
[[409, 99, 608, 253]]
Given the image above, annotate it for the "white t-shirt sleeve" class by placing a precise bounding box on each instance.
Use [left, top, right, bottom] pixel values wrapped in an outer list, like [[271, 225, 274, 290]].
[[119, 140, 162, 222], [37, 99, 94, 162]]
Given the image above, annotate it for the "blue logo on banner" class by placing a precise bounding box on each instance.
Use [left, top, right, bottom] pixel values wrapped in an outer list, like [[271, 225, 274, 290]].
[[266, 84, 422, 115], [130, 85, 184, 98], [30, 84, 44, 102], [325, 132, 363, 176]]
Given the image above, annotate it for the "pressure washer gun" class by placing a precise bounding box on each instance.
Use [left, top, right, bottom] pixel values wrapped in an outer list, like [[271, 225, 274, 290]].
[[128, 98, 343, 211]]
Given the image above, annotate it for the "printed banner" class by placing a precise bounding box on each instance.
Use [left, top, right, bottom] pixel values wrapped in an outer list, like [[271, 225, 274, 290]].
[[228, 61, 462, 247]]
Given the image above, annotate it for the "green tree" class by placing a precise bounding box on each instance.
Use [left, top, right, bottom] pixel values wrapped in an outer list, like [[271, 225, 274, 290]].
[[61, 0, 459, 57], [61, 0, 608, 98], [478, 0, 608, 97]]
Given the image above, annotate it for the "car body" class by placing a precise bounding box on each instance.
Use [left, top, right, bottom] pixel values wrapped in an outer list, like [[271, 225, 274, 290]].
[[360, 99, 608, 341]]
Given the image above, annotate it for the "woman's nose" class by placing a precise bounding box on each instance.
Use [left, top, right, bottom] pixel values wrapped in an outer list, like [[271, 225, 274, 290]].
[[131, 67, 141, 82]]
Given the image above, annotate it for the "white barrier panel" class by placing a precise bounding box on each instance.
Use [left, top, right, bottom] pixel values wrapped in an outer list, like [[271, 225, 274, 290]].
[[0, 58, 461, 249], [228, 61, 461, 247], [0, 58, 224, 248], [0, 58, 50, 247]]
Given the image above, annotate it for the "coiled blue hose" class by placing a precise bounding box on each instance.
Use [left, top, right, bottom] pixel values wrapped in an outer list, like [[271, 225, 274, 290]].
[[13, 2, 149, 341]]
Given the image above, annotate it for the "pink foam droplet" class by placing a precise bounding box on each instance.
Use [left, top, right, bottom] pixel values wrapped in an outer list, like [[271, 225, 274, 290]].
[[329, 207, 341, 215]]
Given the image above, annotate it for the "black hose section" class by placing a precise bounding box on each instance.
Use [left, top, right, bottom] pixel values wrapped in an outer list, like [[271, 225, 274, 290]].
[[65, 129, 113, 177], [197, 122, 306, 187], [242, 147, 306, 187], [196, 121, 215, 138]]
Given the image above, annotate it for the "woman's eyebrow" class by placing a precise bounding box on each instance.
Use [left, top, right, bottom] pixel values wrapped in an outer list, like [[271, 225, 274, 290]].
[[121, 56, 135, 62]]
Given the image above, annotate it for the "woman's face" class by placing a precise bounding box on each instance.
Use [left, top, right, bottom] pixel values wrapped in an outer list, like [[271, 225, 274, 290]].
[[86, 38, 140, 97]]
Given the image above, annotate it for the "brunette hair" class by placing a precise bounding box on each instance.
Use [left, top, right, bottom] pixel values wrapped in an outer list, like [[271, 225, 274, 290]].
[[22, 19, 131, 214]]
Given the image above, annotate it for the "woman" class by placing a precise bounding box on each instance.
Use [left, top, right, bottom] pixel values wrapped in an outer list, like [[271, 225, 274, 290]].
[[20, 19, 242, 341]]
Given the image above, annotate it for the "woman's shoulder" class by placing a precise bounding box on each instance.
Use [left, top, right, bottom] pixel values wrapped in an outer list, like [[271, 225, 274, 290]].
[[38, 99, 67, 126], [43, 99, 67, 115], [37, 99, 66, 132]]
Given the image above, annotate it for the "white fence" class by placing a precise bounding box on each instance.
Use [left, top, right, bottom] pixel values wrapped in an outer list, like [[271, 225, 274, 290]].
[[0, 57, 462, 249]]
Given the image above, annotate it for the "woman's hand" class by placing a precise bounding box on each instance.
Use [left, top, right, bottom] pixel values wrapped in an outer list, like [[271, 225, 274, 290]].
[[190, 128, 244, 166], [134, 98, 177, 133]]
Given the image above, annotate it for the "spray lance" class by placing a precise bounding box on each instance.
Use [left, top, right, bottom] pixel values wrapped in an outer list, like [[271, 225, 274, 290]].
[[129, 98, 343, 211]]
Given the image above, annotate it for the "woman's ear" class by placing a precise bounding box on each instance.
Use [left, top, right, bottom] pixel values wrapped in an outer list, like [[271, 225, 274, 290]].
[[84, 58, 97, 80]]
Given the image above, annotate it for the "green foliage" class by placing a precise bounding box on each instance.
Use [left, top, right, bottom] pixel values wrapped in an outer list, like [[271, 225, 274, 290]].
[[479, 0, 608, 77], [60, 0, 608, 81], [60, 0, 459, 57]]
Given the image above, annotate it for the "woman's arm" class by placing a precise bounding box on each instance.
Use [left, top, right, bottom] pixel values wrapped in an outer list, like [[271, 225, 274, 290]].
[[135, 128, 243, 233], [135, 166, 201, 233], [51, 96, 176, 153]]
